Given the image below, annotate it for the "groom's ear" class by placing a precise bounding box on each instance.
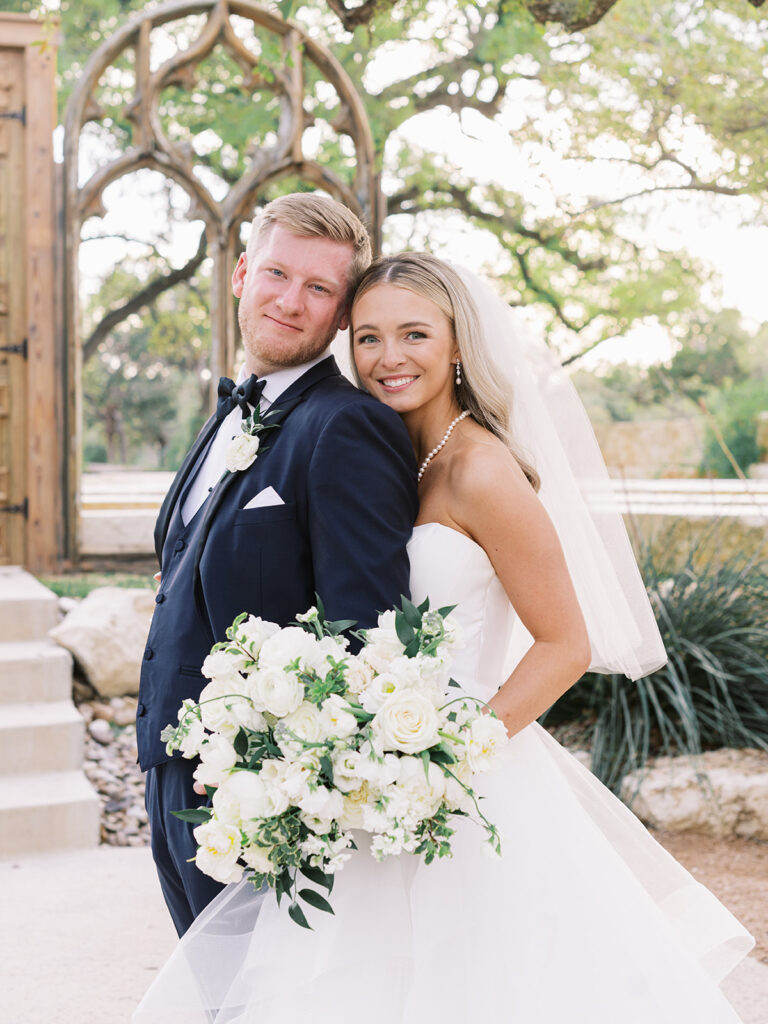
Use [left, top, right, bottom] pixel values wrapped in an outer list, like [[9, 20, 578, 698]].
[[232, 254, 248, 297], [337, 307, 351, 332]]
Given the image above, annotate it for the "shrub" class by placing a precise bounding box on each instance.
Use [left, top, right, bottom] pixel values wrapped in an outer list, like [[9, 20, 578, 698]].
[[699, 378, 768, 478], [541, 527, 768, 794]]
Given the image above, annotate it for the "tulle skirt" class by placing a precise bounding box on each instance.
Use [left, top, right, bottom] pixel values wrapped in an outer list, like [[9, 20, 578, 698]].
[[133, 722, 754, 1023]]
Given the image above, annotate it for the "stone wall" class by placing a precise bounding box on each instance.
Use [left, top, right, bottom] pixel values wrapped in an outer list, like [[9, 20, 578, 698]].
[[593, 417, 705, 479]]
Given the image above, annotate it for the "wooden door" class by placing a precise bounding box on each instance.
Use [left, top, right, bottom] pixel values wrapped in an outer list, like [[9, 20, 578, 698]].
[[0, 45, 27, 565]]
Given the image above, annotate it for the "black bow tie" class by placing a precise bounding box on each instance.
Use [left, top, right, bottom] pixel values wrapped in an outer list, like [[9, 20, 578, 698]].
[[216, 374, 266, 419]]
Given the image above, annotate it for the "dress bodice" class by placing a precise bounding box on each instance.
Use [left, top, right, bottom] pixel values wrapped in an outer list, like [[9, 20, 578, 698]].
[[407, 522, 515, 698]]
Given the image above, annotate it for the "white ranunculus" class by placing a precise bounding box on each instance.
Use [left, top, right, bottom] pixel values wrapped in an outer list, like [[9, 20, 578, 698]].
[[178, 716, 206, 758], [201, 648, 249, 684], [396, 755, 446, 819], [361, 610, 405, 672], [199, 678, 263, 737], [279, 759, 319, 803], [226, 432, 260, 473], [259, 627, 345, 680], [241, 844, 275, 874], [331, 749, 365, 793], [318, 693, 358, 739], [343, 656, 375, 695], [276, 700, 325, 755], [337, 782, 373, 830], [372, 691, 441, 754], [359, 671, 403, 714], [194, 734, 239, 787], [234, 615, 280, 656], [252, 666, 304, 718], [193, 820, 243, 884], [297, 784, 344, 822], [466, 714, 509, 773], [220, 769, 290, 820]]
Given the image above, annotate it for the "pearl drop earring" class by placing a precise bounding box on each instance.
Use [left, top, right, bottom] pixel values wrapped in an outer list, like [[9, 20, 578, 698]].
[[455, 359, 462, 386]]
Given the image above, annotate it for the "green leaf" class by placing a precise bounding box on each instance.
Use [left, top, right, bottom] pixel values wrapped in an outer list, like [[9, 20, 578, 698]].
[[417, 597, 431, 613], [299, 864, 333, 891], [448, 678, 461, 688], [430, 745, 458, 766], [327, 618, 357, 634], [437, 605, 457, 617], [319, 753, 334, 784], [420, 749, 431, 780], [288, 901, 312, 929], [395, 612, 415, 648], [298, 888, 335, 915], [315, 593, 326, 621], [400, 595, 422, 629], [233, 729, 249, 757], [403, 638, 420, 659], [171, 808, 212, 824]]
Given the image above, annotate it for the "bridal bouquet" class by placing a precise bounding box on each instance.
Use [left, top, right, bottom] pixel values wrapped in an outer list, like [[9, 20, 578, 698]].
[[162, 597, 507, 929]]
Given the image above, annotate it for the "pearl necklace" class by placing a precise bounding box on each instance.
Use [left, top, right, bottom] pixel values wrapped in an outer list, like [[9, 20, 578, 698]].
[[417, 410, 470, 483]]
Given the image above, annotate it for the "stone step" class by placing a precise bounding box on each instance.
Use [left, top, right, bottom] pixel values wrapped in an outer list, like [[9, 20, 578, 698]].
[[0, 701, 85, 775], [0, 771, 100, 856], [0, 642, 73, 705], [0, 566, 60, 642]]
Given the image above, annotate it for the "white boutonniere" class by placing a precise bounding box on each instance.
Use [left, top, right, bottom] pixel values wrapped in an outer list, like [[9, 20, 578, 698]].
[[225, 408, 280, 474]]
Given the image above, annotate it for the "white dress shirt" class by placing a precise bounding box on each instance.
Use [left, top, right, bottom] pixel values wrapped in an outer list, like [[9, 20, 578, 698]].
[[180, 351, 330, 526]]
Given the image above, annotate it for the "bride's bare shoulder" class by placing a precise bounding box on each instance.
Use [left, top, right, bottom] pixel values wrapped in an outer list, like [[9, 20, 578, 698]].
[[448, 429, 541, 532]]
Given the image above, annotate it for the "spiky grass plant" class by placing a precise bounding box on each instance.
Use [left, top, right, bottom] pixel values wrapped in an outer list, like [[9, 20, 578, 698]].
[[542, 525, 768, 795]]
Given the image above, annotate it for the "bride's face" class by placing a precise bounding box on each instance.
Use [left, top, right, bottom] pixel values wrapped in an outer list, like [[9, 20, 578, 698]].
[[351, 283, 457, 414]]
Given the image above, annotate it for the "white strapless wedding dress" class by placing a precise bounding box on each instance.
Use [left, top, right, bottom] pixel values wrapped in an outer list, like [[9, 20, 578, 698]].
[[133, 524, 754, 1023]]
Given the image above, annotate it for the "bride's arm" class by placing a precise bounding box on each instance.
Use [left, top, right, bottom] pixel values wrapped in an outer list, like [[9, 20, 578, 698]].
[[450, 444, 591, 738]]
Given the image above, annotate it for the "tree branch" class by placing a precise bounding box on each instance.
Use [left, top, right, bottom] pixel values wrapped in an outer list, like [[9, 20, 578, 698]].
[[82, 229, 208, 364]]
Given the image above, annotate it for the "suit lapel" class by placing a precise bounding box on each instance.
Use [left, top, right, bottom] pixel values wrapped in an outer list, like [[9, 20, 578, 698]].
[[154, 412, 220, 561], [191, 362, 336, 639]]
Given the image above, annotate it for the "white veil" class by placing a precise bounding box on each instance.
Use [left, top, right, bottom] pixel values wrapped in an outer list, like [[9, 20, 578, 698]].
[[335, 264, 666, 682]]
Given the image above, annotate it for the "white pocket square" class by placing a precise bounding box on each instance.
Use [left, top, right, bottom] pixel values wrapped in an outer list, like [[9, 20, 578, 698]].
[[243, 486, 285, 510]]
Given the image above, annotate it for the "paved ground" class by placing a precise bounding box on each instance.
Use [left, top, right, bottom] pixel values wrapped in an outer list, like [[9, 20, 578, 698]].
[[2, 845, 767, 1023]]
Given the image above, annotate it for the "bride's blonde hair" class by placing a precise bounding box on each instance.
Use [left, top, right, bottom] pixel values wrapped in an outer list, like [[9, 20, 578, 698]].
[[350, 252, 540, 491]]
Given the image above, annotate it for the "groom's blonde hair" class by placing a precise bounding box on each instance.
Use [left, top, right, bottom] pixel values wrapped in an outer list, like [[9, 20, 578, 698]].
[[350, 252, 540, 491], [246, 193, 372, 295]]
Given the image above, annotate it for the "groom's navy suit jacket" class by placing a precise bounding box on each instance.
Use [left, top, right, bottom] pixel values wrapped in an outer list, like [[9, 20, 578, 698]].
[[136, 356, 418, 770]]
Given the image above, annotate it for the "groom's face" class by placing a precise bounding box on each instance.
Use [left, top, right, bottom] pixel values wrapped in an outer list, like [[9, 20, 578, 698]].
[[232, 224, 354, 376]]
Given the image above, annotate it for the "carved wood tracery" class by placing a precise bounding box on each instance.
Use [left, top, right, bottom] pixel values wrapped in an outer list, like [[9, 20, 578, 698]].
[[63, 0, 380, 560]]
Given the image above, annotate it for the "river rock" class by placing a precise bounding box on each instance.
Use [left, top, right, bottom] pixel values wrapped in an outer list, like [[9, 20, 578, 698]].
[[49, 587, 154, 697], [621, 748, 768, 840]]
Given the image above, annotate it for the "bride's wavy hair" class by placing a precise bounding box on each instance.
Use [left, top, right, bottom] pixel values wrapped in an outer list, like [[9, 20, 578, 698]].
[[350, 252, 540, 491]]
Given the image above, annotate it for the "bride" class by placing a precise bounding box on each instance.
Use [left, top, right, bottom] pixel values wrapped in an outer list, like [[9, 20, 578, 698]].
[[134, 253, 754, 1023]]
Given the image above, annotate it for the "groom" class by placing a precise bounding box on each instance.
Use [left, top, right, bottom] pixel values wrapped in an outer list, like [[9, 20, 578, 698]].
[[137, 193, 418, 936]]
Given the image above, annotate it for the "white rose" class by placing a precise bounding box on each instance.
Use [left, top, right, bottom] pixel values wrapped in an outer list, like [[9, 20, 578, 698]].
[[466, 715, 509, 773], [201, 648, 248, 684], [218, 769, 290, 820], [319, 694, 358, 739], [252, 666, 304, 718], [241, 844, 275, 874], [194, 734, 238, 787], [276, 701, 325, 754], [372, 691, 441, 754], [226, 432, 260, 472], [337, 782, 374, 830], [193, 820, 243, 884]]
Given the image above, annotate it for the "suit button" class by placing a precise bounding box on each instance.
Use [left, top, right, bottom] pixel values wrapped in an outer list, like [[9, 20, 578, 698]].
[[136, 702, 147, 716], [174, 539, 185, 552], [155, 593, 165, 604], [144, 647, 154, 660]]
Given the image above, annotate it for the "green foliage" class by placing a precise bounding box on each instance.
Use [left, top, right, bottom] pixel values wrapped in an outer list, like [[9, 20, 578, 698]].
[[542, 528, 768, 794], [700, 377, 768, 478], [40, 572, 154, 598]]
